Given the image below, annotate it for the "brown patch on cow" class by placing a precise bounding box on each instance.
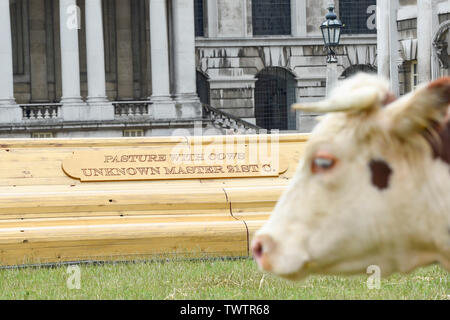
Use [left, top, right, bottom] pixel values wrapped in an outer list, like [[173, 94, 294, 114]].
[[382, 92, 397, 106], [369, 159, 393, 190], [425, 119, 450, 166], [427, 77, 450, 98], [423, 77, 450, 168]]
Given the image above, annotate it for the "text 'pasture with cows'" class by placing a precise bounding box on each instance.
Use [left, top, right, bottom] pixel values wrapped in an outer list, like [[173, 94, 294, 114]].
[[62, 146, 285, 181]]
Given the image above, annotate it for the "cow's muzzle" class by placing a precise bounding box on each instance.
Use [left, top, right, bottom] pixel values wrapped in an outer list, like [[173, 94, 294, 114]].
[[251, 234, 276, 272]]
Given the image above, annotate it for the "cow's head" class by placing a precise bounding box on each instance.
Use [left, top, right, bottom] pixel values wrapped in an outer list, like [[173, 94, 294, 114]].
[[252, 73, 450, 279]]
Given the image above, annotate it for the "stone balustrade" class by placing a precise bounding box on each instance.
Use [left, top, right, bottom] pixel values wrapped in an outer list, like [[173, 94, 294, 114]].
[[21, 104, 61, 120], [113, 101, 150, 118], [202, 104, 261, 134]]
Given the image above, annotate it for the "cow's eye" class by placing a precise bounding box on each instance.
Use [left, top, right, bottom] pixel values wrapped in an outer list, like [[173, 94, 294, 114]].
[[311, 152, 337, 173]]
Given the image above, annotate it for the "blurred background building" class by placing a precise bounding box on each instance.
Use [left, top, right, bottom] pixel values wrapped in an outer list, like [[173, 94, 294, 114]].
[[0, 0, 448, 138]]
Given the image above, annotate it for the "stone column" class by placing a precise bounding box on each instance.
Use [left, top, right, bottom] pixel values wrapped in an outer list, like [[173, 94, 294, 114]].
[[326, 63, 338, 97], [171, 0, 201, 118], [29, 0, 49, 102], [85, 0, 114, 119], [59, 0, 85, 120], [388, 0, 399, 96], [376, 0, 390, 79], [115, 0, 134, 100], [0, 0, 15, 106], [417, 0, 432, 84], [206, 0, 218, 37], [149, 0, 175, 118], [0, 0, 20, 122], [291, 0, 307, 37]]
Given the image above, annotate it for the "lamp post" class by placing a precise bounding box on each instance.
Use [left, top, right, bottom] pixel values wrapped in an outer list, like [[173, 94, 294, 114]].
[[320, 4, 343, 95]]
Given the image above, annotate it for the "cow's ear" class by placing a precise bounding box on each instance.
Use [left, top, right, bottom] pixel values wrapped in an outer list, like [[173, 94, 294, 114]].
[[382, 77, 450, 137]]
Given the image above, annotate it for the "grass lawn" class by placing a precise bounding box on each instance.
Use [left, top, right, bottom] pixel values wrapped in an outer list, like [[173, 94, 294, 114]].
[[0, 258, 448, 300]]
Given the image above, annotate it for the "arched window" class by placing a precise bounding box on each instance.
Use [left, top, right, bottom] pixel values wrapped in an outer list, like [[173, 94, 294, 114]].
[[254, 67, 296, 131], [341, 64, 377, 78], [194, 0, 204, 37], [252, 0, 291, 36], [339, 0, 376, 34]]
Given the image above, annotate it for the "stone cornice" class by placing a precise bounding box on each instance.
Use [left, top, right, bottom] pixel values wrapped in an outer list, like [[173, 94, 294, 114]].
[[195, 35, 377, 48], [0, 119, 210, 133]]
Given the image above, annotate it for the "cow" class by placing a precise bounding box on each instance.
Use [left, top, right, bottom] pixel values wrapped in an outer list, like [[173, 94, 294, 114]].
[[252, 73, 450, 280]]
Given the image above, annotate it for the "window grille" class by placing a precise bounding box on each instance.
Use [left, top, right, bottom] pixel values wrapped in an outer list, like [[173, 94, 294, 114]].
[[339, 0, 377, 34], [252, 0, 291, 36], [341, 64, 377, 78], [411, 60, 418, 91], [439, 13, 450, 24], [254, 67, 296, 131], [123, 129, 145, 137], [31, 132, 54, 139], [397, 19, 417, 32], [194, 0, 204, 37]]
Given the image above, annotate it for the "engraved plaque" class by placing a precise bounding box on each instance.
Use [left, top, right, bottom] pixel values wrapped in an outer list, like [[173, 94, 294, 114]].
[[62, 146, 287, 181]]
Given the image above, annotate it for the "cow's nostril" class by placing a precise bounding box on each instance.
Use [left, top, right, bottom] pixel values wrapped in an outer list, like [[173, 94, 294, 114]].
[[252, 235, 276, 271], [252, 240, 263, 259], [251, 234, 275, 260]]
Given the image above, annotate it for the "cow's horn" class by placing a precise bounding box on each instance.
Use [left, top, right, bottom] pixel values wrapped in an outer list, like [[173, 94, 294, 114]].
[[292, 87, 380, 113]]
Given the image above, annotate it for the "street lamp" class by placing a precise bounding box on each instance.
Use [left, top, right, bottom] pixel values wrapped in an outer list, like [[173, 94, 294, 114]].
[[320, 4, 343, 63], [321, 4, 343, 96]]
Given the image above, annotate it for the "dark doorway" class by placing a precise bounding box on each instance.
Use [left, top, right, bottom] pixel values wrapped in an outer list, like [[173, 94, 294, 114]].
[[254, 67, 297, 131], [196, 71, 210, 105]]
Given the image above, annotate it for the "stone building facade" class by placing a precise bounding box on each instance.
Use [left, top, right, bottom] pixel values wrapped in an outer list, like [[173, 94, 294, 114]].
[[377, 0, 449, 96], [195, 0, 378, 132], [0, 0, 448, 138], [2, 0, 206, 138]]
